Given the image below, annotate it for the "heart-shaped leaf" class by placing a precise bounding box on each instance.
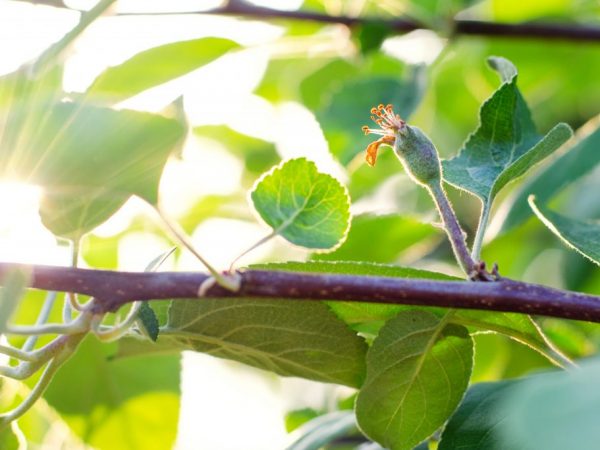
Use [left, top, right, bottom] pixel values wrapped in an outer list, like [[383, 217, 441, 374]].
[[251, 158, 350, 250]]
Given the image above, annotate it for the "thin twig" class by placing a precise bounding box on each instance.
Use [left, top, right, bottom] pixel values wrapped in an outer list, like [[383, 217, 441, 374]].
[[2, 262, 600, 323], [14, 0, 600, 42]]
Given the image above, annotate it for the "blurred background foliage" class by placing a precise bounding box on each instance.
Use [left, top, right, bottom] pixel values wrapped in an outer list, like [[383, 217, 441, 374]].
[[0, 0, 598, 448]]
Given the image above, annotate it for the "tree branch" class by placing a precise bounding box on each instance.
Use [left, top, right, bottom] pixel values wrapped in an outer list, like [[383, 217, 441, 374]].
[[13, 0, 600, 42], [3, 262, 600, 322]]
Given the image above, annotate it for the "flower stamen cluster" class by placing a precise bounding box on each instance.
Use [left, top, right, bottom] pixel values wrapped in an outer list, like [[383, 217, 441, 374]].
[[361, 104, 405, 166]]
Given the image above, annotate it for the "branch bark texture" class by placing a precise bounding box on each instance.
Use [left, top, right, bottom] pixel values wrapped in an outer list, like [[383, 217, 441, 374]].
[[3, 262, 600, 322]]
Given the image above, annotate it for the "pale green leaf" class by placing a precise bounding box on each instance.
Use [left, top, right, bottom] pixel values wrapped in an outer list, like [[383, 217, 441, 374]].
[[39, 190, 127, 242], [287, 411, 356, 450], [500, 358, 600, 450], [165, 298, 367, 387], [43, 337, 180, 450], [438, 381, 518, 450], [87, 38, 239, 101], [1, 101, 184, 238], [529, 197, 600, 265], [443, 57, 572, 207], [312, 214, 439, 263], [355, 311, 473, 450], [251, 158, 350, 250], [499, 120, 600, 232]]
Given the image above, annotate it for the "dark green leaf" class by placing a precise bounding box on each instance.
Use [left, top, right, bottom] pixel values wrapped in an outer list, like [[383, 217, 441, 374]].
[[43, 337, 180, 450], [498, 121, 600, 232], [251, 158, 350, 250], [443, 57, 572, 208], [529, 197, 600, 265], [137, 303, 160, 342], [312, 214, 438, 263], [499, 358, 600, 450], [356, 22, 394, 55], [438, 381, 517, 450], [287, 411, 356, 450], [318, 70, 426, 165], [87, 38, 239, 101], [355, 311, 473, 450], [166, 297, 367, 387]]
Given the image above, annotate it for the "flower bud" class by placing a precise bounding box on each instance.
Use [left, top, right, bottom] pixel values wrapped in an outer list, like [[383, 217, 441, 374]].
[[392, 125, 442, 188]]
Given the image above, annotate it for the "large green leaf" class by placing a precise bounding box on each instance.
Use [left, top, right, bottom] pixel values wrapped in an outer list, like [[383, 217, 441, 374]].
[[442, 57, 572, 210], [165, 297, 367, 387], [43, 337, 180, 450], [87, 38, 239, 102], [0, 101, 184, 238], [318, 69, 426, 165], [250, 158, 350, 250], [498, 120, 600, 232], [438, 381, 518, 450], [530, 197, 600, 265], [312, 214, 438, 263], [355, 310, 473, 450], [499, 358, 600, 450]]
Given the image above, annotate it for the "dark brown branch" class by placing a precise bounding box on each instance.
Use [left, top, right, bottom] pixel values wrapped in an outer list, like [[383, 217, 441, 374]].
[[3, 262, 600, 322], [14, 0, 600, 42]]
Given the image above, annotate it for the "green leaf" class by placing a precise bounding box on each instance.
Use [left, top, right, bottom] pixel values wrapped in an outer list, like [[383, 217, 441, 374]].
[[193, 124, 279, 177], [87, 38, 239, 101], [442, 57, 572, 209], [438, 381, 517, 450], [39, 191, 127, 242], [285, 408, 321, 433], [498, 121, 600, 232], [0, 425, 20, 450], [318, 70, 426, 165], [43, 337, 180, 450], [287, 411, 357, 450], [137, 303, 160, 342], [0, 102, 184, 237], [356, 22, 394, 55], [499, 358, 600, 450], [256, 260, 565, 363], [529, 197, 600, 265], [135, 248, 176, 341], [355, 311, 473, 450], [250, 158, 350, 250], [312, 214, 438, 263], [165, 297, 367, 387]]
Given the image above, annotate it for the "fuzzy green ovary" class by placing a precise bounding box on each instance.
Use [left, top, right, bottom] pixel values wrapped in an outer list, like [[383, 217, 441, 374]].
[[393, 125, 442, 187]]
